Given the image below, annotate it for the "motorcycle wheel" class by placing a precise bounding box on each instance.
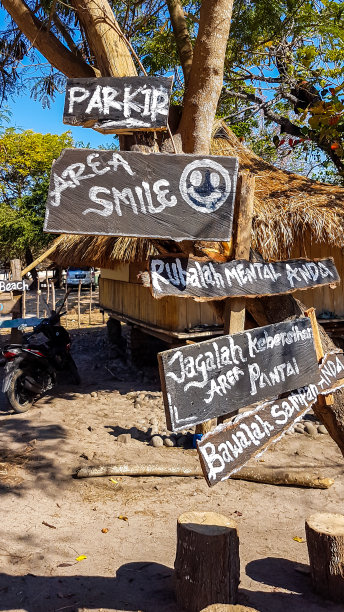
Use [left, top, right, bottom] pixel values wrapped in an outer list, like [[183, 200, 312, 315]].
[[6, 368, 37, 413]]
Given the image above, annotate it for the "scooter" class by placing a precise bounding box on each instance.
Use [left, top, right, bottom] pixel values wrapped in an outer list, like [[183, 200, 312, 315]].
[[1, 292, 80, 413]]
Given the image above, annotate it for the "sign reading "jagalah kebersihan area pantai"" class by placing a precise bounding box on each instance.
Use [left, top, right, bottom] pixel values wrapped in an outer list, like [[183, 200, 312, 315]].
[[197, 351, 344, 486], [44, 150, 239, 241], [63, 76, 173, 132], [158, 318, 319, 432], [148, 256, 339, 299]]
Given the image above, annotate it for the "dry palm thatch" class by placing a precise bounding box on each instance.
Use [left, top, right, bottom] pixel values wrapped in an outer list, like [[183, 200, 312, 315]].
[[50, 123, 344, 268]]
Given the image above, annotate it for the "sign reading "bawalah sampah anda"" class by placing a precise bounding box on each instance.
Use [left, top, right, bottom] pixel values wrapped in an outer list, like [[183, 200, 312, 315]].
[[63, 76, 173, 132], [197, 351, 344, 486], [158, 318, 319, 431], [44, 150, 239, 241], [148, 256, 339, 299]]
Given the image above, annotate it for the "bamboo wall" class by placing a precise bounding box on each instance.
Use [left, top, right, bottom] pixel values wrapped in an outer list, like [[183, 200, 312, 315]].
[[292, 242, 344, 317], [100, 266, 222, 332]]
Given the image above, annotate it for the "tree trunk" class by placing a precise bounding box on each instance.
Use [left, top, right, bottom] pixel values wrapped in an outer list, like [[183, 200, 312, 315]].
[[177, 0, 234, 153], [306, 512, 344, 603], [25, 247, 38, 288], [174, 511, 239, 611], [71, 0, 136, 77]]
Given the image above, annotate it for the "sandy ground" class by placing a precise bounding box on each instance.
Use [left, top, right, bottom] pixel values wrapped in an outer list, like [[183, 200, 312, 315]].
[[0, 298, 344, 612]]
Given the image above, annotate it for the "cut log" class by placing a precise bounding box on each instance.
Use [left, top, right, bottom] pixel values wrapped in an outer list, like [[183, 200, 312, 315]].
[[201, 606, 258, 612], [231, 467, 334, 489], [174, 511, 239, 611], [305, 512, 344, 603]]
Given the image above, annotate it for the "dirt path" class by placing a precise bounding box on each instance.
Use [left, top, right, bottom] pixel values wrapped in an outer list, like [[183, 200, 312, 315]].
[[0, 322, 343, 612]]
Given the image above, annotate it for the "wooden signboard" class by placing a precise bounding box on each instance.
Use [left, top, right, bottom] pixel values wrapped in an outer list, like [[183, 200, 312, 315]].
[[0, 294, 22, 315], [158, 317, 319, 432], [197, 352, 344, 486], [63, 76, 173, 132], [44, 150, 239, 241], [0, 279, 29, 293], [147, 256, 339, 300]]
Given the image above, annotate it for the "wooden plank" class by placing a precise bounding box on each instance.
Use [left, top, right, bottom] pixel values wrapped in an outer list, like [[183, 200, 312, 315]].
[[306, 307, 333, 406], [63, 76, 173, 132], [44, 150, 239, 242], [147, 256, 339, 300], [0, 295, 22, 315], [158, 317, 319, 432], [197, 352, 344, 487]]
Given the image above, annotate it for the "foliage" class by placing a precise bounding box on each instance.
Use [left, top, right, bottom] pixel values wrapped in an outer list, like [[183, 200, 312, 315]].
[[1, 0, 344, 181], [0, 129, 73, 261]]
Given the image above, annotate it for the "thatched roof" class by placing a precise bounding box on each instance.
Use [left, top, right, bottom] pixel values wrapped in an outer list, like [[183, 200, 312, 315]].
[[50, 123, 344, 268]]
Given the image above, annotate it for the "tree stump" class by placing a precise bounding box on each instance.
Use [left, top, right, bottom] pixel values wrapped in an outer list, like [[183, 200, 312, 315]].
[[174, 511, 239, 612], [201, 606, 258, 612], [305, 512, 344, 602]]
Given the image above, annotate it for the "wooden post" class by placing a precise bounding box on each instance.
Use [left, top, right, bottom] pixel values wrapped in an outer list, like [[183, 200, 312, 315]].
[[89, 282, 93, 325], [51, 281, 56, 311], [174, 511, 239, 612], [65, 285, 69, 329], [46, 270, 50, 305], [306, 512, 344, 602], [36, 278, 40, 319], [217, 173, 255, 425], [22, 288, 26, 319], [10, 259, 22, 343], [305, 307, 334, 405], [77, 280, 82, 328]]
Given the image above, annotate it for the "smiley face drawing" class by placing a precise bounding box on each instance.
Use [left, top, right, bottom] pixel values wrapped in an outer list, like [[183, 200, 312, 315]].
[[179, 159, 231, 213]]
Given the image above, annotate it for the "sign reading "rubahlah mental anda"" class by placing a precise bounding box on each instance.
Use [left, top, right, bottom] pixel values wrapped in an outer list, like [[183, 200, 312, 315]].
[[158, 318, 319, 431], [148, 256, 339, 299], [63, 76, 173, 132], [197, 351, 344, 486], [44, 150, 239, 241]]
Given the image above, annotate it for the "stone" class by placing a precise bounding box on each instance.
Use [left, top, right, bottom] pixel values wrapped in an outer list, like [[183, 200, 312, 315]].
[[90, 391, 98, 398], [150, 425, 159, 436], [294, 423, 305, 433], [150, 435, 164, 448], [318, 424, 328, 434], [164, 436, 176, 447], [304, 422, 317, 436], [117, 433, 131, 444], [149, 416, 159, 426]]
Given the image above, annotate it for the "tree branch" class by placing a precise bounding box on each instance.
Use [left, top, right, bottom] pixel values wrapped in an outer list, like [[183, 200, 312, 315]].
[[2, 0, 98, 78], [166, 0, 193, 85]]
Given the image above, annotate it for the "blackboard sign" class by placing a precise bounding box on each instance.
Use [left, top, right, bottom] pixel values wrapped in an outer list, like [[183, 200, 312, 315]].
[[158, 318, 319, 431], [44, 150, 239, 241], [63, 76, 173, 132], [0, 280, 29, 293], [198, 352, 344, 486], [147, 256, 339, 300]]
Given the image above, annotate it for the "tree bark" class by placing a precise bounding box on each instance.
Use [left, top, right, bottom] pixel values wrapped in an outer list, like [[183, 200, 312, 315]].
[[174, 511, 239, 611], [166, 0, 193, 84], [306, 513, 344, 603], [177, 0, 234, 153], [71, 0, 136, 77], [2, 0, 98, 78]]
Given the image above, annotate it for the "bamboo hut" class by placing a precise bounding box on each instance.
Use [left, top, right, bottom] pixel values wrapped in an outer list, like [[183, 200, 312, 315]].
[[50, 123, 344, 343]]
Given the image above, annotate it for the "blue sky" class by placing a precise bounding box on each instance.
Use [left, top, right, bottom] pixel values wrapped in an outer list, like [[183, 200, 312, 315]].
[[5, 91, 117, 149]]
